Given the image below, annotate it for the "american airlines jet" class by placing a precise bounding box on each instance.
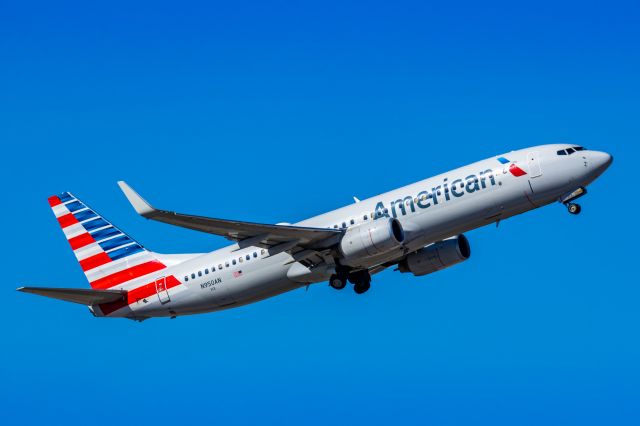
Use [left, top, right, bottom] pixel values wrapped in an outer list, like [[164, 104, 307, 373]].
[[19, 144, 612, 320]]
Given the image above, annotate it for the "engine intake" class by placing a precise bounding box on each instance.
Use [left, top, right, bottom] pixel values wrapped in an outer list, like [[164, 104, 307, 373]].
[[339, 218, 405, 266], [398, 235, 470, 276]]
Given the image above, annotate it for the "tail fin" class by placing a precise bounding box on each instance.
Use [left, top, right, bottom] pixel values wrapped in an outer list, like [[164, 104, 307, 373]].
[[48, 192, 166, 289]]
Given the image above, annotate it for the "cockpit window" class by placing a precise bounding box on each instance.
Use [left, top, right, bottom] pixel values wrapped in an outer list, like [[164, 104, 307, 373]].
[[558, 146, 587, 156]]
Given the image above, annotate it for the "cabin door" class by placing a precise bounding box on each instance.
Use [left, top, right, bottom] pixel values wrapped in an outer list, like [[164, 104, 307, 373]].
[[527, 152, 543, 178], [156, 276, 171, 304]]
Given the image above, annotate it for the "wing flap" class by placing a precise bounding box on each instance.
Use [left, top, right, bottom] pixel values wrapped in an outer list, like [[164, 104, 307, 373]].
[[17, 287, 126, 305]]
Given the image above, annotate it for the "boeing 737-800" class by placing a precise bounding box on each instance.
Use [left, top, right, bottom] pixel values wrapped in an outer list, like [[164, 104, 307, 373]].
[[19, 144, 612, 320]]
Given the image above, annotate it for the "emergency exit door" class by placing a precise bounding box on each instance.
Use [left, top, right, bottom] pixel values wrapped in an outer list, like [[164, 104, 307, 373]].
[[156, 276, 170, 304]]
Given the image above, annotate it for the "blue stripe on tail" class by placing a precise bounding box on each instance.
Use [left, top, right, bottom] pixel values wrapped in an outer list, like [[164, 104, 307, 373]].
[[108, 244, 144, 261], [65, 201, 85, 212], [83, 218, 110, 231], [90, 227, 121, 242], [58, 192, 74, 203], [74, 210, 98, 222], [99, 235, 132, 251]]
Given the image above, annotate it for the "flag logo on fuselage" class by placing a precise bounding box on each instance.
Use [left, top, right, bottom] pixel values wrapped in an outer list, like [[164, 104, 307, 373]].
[[497, 157, 527, 177]]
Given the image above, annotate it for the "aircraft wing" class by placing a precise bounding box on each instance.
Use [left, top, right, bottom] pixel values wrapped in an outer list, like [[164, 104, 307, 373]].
[[17, 287, 126, 305], [118, 181, 343, 249]]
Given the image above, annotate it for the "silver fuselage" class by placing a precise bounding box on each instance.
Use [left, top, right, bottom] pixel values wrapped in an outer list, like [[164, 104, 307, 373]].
[[96, 144, 612, 319]]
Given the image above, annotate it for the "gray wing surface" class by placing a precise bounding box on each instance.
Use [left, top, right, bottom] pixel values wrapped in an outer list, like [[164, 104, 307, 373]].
[[117, 181, 342, 249], [17, 287, 126, 305]]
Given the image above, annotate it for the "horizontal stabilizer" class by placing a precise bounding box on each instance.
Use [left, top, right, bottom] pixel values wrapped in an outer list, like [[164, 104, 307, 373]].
[[17, 287, 126, 305]]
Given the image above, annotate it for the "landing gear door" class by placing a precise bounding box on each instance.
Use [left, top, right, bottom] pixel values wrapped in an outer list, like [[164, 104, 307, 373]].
[[527, 152, 542, 178], [156, 276, 170, 304]]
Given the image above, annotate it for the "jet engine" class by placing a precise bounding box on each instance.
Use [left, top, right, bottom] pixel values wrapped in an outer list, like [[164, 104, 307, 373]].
[[398, 235, 470, 276], [339, 218, 405, 266]]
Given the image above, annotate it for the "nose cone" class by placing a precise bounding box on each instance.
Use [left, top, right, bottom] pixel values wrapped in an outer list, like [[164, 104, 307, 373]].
[[591, 151, 613, 175]]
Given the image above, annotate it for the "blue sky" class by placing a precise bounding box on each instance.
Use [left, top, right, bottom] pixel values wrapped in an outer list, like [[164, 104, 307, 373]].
[[1, 1, 638, 424]]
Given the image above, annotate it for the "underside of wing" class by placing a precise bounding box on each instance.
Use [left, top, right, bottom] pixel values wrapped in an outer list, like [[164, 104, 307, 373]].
[[17, 287, 127, 305], [118, 181, 342, 250]]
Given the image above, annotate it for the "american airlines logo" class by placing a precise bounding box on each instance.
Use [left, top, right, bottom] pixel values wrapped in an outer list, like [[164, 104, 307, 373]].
[[498, 156, 527, 177], [374, 168, 498, 218]]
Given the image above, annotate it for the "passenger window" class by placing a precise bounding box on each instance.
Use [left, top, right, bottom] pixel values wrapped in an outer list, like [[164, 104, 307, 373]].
[[191, 273, 195, 279], [333, 224, 338, 229], [246, 254, 250, 260], [205, 269, 209, 274], [363, 214, 368, 220], [350, 219, 355, 225], [239, 257, 243, 263], [219, 264, 223, 269], [253, 252, 257, 258], [198, 271, 202, 277], [184, 276, 188, 282], [225, 262, 229, 267], [261, 249, 266, 255], [232, 259, 237, 265], [342, 222, 347, 228]]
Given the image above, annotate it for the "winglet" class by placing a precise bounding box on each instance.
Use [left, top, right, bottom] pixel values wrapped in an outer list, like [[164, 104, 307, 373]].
[[117, 181, 156, 218]]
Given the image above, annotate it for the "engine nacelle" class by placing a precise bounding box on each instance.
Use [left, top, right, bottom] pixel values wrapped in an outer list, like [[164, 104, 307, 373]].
[[398, 235, 470, 277], [339, 218, 405, 265]]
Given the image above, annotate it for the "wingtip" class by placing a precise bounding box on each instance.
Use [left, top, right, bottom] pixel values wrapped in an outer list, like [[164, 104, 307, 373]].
[[117, 181, 156, 217]]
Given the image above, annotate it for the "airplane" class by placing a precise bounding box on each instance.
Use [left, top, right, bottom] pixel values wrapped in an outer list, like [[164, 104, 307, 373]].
[[18, 144, 612, 321]]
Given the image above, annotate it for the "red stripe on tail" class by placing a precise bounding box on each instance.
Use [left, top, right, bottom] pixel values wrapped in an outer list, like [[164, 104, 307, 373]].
[[90, 260, 166, 290], [79, 252, 112, 271], [48, 196, 62, 207], [57, 213, 79, 228], [68, 233, 95, 250]]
